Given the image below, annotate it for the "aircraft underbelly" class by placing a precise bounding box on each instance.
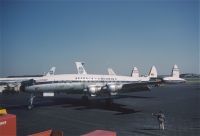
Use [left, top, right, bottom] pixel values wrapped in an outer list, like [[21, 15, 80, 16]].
[[164, 80, 185, 84]]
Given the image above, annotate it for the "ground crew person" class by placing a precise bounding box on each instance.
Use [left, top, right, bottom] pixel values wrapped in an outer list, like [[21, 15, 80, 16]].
[[152, 111, 165, 130]]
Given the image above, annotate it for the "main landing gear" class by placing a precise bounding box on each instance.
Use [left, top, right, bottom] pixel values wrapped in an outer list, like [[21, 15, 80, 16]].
[[81, 91, 89, 105], [28, 94, 36, 110]]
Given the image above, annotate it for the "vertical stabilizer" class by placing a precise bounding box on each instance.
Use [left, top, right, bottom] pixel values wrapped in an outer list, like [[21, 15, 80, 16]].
[[46, 67, 56, 76], [108, 68, 116, 75], [171, 64, 180, 78], [131, 67, 139, 78], [148, 66, 157, 78], [75, 62, 87, 74]]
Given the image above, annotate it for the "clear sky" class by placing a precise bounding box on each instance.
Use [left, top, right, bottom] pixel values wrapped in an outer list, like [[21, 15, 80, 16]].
[[0, 0, 199, 77]]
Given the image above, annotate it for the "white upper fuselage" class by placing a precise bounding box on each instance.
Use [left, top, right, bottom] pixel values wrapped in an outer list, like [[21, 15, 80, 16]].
[[0, 67, 55, 84], [0, 77, 40, 83], [0, 74, 142, 84], [35, 74, 141, 83]]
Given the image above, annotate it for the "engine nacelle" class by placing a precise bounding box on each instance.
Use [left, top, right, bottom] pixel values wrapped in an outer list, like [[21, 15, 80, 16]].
[[107, 84, 122, 95], [88, 85, 101, 96], [20, 79, 36, 91]]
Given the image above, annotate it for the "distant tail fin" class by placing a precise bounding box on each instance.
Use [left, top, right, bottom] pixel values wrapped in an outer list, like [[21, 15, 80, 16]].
[[148, 66, 157, 78], [108, 68, 116, 75], [131, 67, 139, 78], [75, 62, 87, 74], [46, 67, 56, 76], [171, 64, 180, 78]]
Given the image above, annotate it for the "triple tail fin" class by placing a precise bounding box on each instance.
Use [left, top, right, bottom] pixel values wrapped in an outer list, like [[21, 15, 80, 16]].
[[148, 66, 157, 78], [171, 64, 180, 78], [46, 67, 56, 76], [75, 62, 87, 74], [108, 68, 116, 75], [131, 67, 139, 78]]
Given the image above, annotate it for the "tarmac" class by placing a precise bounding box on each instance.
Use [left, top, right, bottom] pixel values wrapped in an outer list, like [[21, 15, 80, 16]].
[[0, 82, 199, 136]]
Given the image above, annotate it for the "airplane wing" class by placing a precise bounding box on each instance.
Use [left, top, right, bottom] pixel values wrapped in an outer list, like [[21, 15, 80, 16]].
[[90, 79, 162, 96], [121, 80, 161, 92]]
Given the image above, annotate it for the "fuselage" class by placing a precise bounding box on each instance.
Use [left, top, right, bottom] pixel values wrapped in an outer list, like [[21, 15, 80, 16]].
[[25, 74, 143, 93]]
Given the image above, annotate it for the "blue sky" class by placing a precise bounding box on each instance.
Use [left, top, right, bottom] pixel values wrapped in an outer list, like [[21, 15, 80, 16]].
[[0, 0, 199, 76]]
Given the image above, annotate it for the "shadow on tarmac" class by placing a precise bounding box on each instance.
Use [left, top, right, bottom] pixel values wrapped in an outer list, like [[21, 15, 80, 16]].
[[48, 97, 142, 115], [61, 99, 141, 115], [140, 128, 160, 130], [1, 94, 154, 115], [131, 130, 160, 136], [117, 94, 156, 99], [131, 128, 163, 136]]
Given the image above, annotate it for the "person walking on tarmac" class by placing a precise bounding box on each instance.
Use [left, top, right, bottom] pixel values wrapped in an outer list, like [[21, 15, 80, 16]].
[[152, 111, 165, 130]]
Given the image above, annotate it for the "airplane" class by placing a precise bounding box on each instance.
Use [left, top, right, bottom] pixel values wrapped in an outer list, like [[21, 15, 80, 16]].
[[20, 62, 161, 109], [0, 67, 56, 92], [162, 64, 186, 83]]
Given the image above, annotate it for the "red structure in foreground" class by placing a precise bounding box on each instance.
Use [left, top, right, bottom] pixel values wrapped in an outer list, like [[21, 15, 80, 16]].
[[29, 130, 52, 136], [29, 130, 63, 136], [81, 130, 117, 136], [0, 114, 16, 136]]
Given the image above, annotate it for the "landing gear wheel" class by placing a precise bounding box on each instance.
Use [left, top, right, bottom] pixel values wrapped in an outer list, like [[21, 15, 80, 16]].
[[28, 105, 33, 110]]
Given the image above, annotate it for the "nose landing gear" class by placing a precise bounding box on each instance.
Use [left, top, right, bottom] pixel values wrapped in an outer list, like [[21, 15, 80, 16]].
[[28, 94, 36, 110]]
